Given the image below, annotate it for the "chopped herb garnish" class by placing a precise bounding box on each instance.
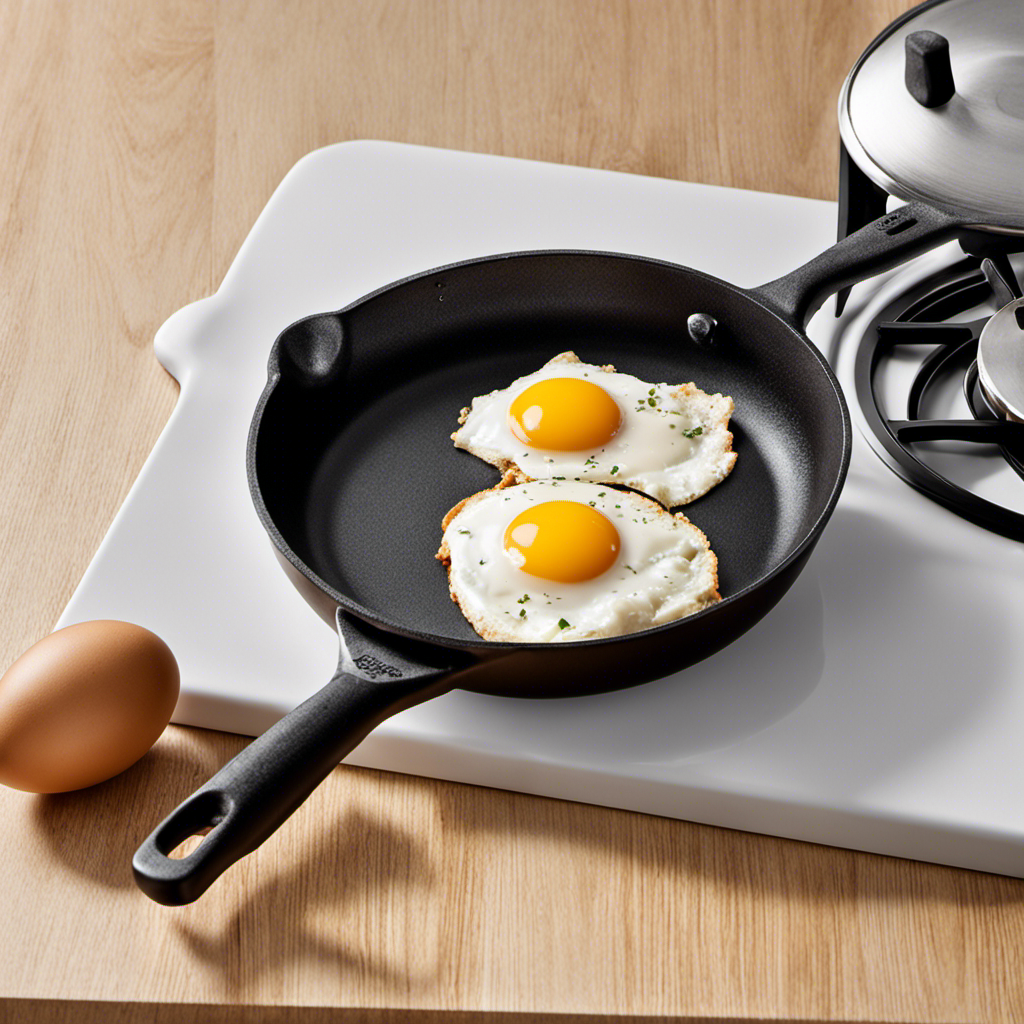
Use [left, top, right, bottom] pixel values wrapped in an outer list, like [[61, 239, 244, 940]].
[[610, 465, 619, 475], [648, 387, 656, 396], [553, 476, 565, 480], [588, 501, 596, 506], [519, 608, 527, 618], [598, 492, 606, 497], [557, 618, 571, 630], [647, 397, 656, 407], [682, 425, 704, 438], [624, 564, 637, 574], [458, 529, 471, 535], [517, 594, 530, 604], [479, 559, 485, 564]]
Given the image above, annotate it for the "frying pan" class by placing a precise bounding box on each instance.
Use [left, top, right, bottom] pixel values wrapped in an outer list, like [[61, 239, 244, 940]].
[[133, 200, 970, 905]]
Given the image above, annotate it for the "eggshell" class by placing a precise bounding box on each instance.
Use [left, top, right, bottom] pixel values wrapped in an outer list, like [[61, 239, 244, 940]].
[[0, 621, 179, 793]]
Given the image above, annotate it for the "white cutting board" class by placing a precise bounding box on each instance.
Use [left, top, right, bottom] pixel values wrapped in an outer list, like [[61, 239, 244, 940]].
[[58, 141, 1024, 877]]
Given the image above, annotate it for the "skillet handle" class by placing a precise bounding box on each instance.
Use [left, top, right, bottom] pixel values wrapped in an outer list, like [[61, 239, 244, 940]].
[[132, 612, 458, 906], [751, 201, 964, 329]]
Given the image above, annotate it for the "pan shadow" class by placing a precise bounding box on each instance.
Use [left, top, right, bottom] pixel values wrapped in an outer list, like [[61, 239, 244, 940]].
[[31, 728, 235, 890], [718, 501, 1014, 801], [173, 804, 435, 997], [423, 500, 1012, 794], [33, 723, 438, 994]]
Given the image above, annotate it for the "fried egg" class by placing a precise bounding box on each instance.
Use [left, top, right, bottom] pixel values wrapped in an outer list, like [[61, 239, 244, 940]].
[[452, 352, 737, 507], [436, 476, 720, 643]]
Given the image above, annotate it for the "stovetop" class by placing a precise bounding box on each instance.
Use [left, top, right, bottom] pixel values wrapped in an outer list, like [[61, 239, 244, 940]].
[[55, 141, 1024, 877]]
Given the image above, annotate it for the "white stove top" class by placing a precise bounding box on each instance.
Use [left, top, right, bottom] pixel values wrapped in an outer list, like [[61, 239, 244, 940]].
[[57, 141, 1024, 877]]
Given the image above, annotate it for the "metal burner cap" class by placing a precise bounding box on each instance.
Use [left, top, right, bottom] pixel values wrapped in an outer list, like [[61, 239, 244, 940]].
[[839, 0, 1024, 233], [978, 297, 1024, 421]]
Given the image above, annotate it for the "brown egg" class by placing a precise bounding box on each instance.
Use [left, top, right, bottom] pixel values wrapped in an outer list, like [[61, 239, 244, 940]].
[[0, 621, 179, 793]]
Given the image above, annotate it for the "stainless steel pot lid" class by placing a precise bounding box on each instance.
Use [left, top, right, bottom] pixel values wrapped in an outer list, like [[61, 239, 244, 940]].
[[839, 0, 1024, 232]]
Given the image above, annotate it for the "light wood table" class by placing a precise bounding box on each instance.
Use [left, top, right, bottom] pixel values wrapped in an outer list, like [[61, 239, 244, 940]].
[[2, 2, 1022, 1022]]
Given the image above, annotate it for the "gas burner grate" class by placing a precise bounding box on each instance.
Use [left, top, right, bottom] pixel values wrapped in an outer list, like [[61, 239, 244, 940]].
[[853, 257, 1024, 540]]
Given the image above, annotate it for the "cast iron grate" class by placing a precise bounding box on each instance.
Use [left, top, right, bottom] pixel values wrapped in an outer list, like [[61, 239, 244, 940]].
[[853, 255, 1024, 541]]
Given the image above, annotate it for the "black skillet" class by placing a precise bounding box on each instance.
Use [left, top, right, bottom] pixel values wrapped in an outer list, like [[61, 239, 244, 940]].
[[133, 200, 972, 905]]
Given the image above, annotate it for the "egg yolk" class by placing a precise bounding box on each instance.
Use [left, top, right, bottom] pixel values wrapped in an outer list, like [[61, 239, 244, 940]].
[[508, 377, 622, 451], [503, 501, 620, 583]]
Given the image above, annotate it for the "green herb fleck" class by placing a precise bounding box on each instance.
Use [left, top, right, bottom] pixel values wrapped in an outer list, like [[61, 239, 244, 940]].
[[557, 618, 571, 630], [611, 465, 619, 475], [682, 425, 704, 438], [517, 594, 530, 604], [519, 608, 527, 618], [458, 529, 471, 535], [648, 388, 656, 396], [647, 397, 656, 407], [624, 564, 637, 574]]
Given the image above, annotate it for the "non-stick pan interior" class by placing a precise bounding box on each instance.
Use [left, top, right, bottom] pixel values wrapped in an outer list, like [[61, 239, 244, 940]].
[[253, 252, 846, 646]]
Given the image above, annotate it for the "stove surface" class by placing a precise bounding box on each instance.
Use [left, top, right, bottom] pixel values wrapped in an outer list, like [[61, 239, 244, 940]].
[[57, 141, 1024, 877]]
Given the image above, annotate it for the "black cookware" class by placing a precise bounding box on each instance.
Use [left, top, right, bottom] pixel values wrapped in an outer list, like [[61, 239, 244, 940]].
[[134, 200, 969, 905]]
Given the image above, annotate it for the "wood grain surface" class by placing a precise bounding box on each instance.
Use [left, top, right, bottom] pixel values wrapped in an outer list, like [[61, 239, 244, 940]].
[[2, 1, 1022, 1022]]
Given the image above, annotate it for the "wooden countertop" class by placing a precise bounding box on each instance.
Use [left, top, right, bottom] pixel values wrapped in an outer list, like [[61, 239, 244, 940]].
[[2, 2, 1022, 1021]]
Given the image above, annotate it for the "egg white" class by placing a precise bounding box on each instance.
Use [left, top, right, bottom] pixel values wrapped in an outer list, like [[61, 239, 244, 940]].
[[452, 351, 737, 507], [436, 477, 720, 643]]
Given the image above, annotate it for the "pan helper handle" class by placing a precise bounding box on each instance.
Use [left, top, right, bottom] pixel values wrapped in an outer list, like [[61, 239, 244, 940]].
[[752, 201, 964, 329], [132, 611, 461, 906]]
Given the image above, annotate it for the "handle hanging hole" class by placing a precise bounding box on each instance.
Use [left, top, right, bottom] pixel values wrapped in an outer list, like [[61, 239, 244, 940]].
[[167, 826, 214, 860]]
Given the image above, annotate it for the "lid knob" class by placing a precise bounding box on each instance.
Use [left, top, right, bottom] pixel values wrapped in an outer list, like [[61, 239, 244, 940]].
[[904, 30, 955, 107]]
